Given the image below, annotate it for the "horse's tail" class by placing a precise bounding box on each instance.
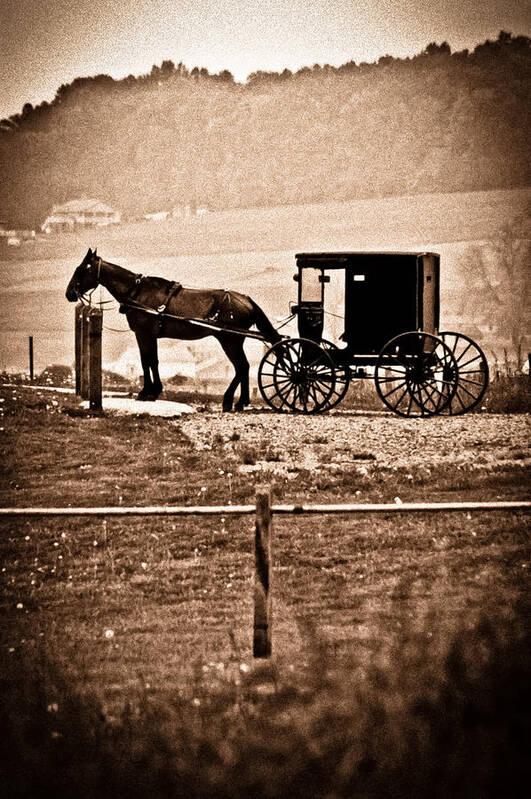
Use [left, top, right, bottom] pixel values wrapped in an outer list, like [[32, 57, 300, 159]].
[[249, 298, 282, 344]]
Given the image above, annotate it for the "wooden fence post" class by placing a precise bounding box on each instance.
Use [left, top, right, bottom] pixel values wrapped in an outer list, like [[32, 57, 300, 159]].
[[74, 303, 84, 395], [80, 307, 90, 399], [88, 308, 103, 411], [253, 487, 272, 658], [28, 336, 34, 382]]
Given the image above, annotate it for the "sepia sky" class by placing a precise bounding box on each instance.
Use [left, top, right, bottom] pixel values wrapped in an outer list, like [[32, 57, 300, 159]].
[[1, 0, 530, 118]]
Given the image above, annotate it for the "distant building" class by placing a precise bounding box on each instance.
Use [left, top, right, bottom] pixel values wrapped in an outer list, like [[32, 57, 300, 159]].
[[41, 199, 121, 233], [143, 210, 170, 222], [0, 220, 28, 249], [0, 221, 7, 253]]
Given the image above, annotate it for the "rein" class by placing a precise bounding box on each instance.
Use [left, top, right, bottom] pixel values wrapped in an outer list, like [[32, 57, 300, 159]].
[[77, 255, 102, 306]]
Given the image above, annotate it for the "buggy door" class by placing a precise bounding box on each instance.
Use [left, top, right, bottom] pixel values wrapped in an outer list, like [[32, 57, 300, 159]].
[[297, 267, 326, 342]]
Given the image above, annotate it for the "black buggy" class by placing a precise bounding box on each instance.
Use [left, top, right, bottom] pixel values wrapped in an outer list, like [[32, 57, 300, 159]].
[[258, 252, 489, 417]]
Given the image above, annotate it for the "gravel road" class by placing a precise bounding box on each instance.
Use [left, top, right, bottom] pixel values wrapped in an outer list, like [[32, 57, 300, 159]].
[[180, 410, 530, 477]]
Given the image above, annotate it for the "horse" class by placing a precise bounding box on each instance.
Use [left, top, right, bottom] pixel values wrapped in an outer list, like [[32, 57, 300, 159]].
[[66, 248, 281, 410]]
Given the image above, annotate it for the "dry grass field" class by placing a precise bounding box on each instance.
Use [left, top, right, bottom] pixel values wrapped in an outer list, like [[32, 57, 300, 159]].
[[1, 384, 529, 797]]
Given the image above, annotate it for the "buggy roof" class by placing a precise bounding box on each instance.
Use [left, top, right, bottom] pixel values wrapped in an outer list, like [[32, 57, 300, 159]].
[[296, 251, 439, 264]]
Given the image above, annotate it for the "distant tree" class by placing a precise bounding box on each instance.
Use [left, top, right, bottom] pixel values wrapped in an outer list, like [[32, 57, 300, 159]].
[[215, 69, 235, 83], [462, 215, 530, 367], [423, 41, 451, 57], [246, 70, 271, 85], [0, 116, 17, 131], [247, 68, 294, 86], [160, 59, 176, 75]]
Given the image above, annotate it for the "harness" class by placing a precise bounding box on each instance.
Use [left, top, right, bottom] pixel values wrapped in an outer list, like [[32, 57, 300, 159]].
[[156, 280, 183, 314], [120, 273, 146, 307], [209, 290, 234, 323], [118, 275, 183, 335], [119, 276, 181, 309]]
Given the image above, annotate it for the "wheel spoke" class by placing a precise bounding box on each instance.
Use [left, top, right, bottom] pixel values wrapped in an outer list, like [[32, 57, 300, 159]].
[[438, 332, 489, 415], [421, 381, 442, 411], [379, 379, 408, 401], [386, 383, 410, 409], [454, 340, 473, 362], [376, 367, 407, 380], [452, 390, 468, 412], [456, 374, 485, 388], [307, 382, 321, 406], [453, 381, 482, 401], [455, 353, 482, 370], [276, 379, 297, 405]]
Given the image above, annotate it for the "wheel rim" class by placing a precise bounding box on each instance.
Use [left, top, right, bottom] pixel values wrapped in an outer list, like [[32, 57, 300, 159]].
[[438, 332, 489, 415], [375, 332, 458, 417], [258, 338, 336, 413]]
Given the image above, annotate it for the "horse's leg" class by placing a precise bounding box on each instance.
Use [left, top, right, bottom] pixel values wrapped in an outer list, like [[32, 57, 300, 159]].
[[234, 343, 250, 411], [134, 331, 160, 400], [150, 342, 163, 399], [218, 336, 250, 412]]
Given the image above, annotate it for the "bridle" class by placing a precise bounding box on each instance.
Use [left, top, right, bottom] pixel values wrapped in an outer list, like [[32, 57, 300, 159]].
[[76, 255, 104, 306]]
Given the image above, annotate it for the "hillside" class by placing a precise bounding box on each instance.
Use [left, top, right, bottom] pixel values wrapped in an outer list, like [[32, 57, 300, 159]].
[[1, 32, 530, 228]]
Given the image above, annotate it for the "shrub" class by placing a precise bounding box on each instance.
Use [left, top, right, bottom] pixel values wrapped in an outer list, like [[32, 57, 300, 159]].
[[37, 364, 73, 386], [484, 374, 530, 413]]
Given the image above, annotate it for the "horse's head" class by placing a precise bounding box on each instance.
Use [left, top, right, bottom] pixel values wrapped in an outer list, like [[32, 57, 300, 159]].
[[65, 247, 101, 301]]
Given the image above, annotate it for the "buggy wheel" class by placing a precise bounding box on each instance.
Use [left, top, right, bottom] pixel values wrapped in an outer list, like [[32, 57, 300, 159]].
[[258, 338, 336, 413], [438, 332, 489, 415], [320, 339, 351, 410], [375, 331, 458, 417]]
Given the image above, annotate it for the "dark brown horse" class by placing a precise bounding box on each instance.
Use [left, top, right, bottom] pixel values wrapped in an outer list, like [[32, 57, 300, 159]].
[[66, 248, 281, 410]]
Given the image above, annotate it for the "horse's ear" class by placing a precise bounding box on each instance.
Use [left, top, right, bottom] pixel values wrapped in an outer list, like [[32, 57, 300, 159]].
[[93, 247, 97, 255]]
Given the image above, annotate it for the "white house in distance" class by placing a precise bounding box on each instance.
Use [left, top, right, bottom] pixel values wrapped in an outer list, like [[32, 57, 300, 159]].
[[41, 198, 121, 233]]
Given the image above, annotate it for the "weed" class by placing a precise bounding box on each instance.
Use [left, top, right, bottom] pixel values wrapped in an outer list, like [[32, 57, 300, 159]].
[[484, 374, 530, 413], [241, 446, 258, 465], [1, 601, 528, 799]]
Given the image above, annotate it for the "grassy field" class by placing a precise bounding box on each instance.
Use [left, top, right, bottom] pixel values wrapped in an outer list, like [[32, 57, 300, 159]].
[[1, 385, 529, 797]]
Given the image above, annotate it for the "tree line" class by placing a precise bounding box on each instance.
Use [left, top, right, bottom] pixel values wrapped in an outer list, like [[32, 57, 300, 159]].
[[1, 32, 529, 227]]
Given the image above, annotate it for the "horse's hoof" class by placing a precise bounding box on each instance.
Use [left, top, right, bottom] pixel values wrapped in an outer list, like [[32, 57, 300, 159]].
[[137, 393, 156, 402], [222, 405, 233, 412], [234, 403, 249, 412]]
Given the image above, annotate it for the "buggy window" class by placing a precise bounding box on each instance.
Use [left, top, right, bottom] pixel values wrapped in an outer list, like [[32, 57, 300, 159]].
[[300, 268, 323, 303]]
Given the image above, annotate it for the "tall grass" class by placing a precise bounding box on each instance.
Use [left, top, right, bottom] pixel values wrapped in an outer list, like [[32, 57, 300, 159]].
[[2, 600, 528, 799], [483, 373, 530, 414]]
